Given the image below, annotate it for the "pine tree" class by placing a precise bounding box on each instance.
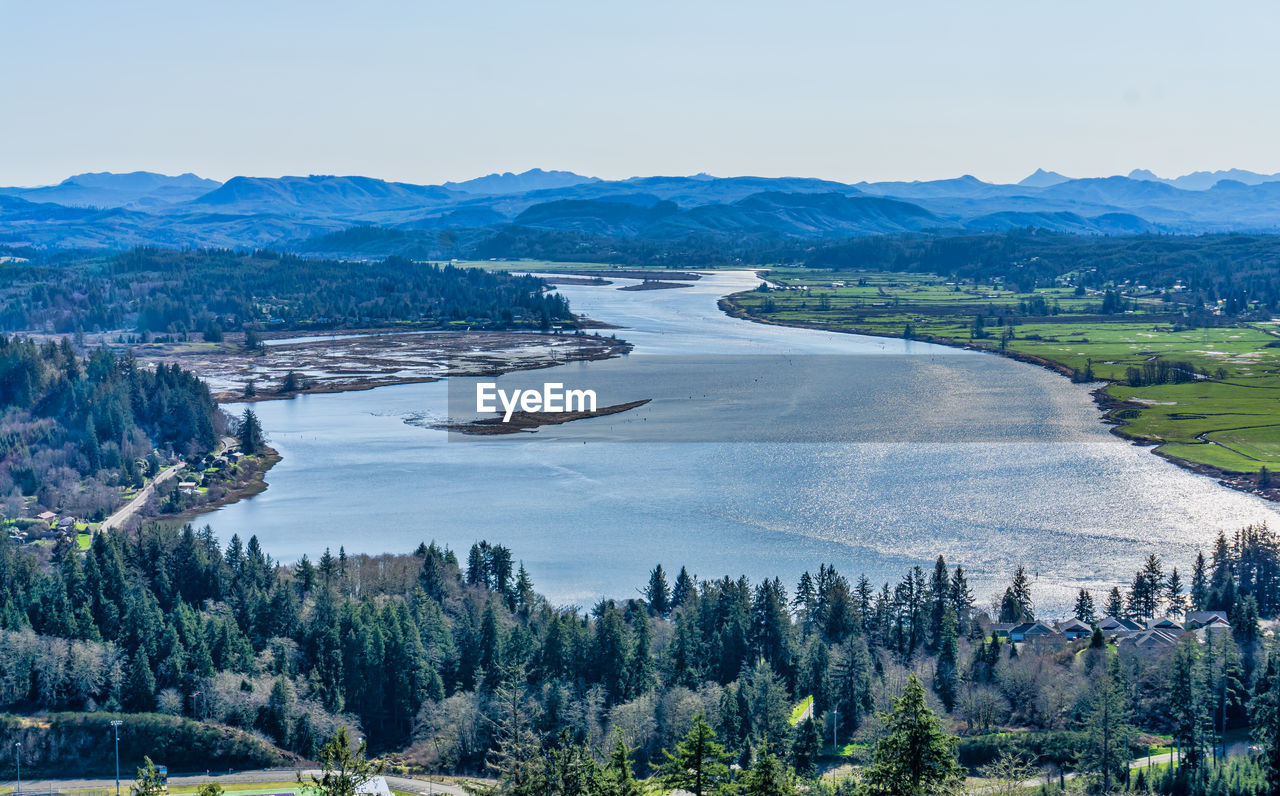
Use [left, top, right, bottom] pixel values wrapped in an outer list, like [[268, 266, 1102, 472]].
[[948, 566, 974, 636], [299, 727, 385, 796], [606, 737, 645, 796], [125, 651, 156, 711], [863, 674, 964, 796], [133, 757, 167, 796], [933, 608, 959, 712], [1170, 635, 1210, 770], [1083, 656, 1132, 793], [658, 714, 732, 796], [1008, 568, 1029, 624], [1166, 567, 1188, 618], [645, 564, 671, 617], [238, 407, 265, 454], [1073, 589, 1097, 623], [1103, 586, 1125, 619], [1191, 551, 1209, 611], [671, 566, 695, 610], [928, 556, 949, 651], [741, 744, 795, 796], [791, 717, 821, 778]]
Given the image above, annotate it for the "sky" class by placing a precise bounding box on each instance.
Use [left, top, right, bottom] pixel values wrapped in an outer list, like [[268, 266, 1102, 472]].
[[3, 1, 1280, 187]]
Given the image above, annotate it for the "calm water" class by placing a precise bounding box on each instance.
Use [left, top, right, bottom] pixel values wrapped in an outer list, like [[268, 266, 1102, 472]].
[[204, 271, 1280, 613]]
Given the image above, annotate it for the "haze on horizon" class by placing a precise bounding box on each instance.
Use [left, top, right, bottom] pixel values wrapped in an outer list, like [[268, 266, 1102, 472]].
[[4, 1, 1279, 188]]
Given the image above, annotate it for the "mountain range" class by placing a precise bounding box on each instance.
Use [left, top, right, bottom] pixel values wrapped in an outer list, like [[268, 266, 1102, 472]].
[[3, 167, 1280, 253]]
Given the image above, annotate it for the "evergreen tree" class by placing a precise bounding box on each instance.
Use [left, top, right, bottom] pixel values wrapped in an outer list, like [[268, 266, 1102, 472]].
[[1191, 551, 1210, 611], [1083, 656, 1132, 794], [933, 608, 959, 712], [741, 744, 795, 796], [658, 714, 733, 796], [1103, 586, 1126, 619], [791, 717, 821, 778], [928, 555, 949, 651], [125, 651, 156, 711], [1073, 589, 1097, 623], [863, 674, 964, 796], [299, 727, 385, 796], [238, 407, 265, 454], [646, 564, 671, 617], [1167, 567, 1188, 618], [606, 737, 645, 796], [948, 567, 975, 636], [133, 757, 167, 796], [671, 566, 695, 610], [1008, 566, 1034, 621]]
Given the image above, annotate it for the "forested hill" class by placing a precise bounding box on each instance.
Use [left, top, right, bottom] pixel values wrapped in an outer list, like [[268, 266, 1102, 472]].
[[0, 248, 574, 335], [4, 522, 1280, 791], [0, 337, 221, 520]]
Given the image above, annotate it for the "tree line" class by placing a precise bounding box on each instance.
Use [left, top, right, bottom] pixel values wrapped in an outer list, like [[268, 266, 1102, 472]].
[[0, 248, 574, 336], [4, 525, 1280, 794]]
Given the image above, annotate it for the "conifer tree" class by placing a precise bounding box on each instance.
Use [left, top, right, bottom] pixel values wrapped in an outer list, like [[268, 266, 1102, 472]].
[[863, 674, 963, 796], [658, 714, 732, 796], [1074, 589, 1097, 623]]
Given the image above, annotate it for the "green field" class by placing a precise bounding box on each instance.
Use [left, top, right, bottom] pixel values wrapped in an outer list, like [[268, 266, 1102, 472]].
[[728, 269, 1280, 476]]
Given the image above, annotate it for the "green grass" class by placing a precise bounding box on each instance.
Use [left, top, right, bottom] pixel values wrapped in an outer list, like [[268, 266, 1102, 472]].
[[730, 270, 1280, 475], [789, 694, 814, 726], [76, 532, 91, 550]]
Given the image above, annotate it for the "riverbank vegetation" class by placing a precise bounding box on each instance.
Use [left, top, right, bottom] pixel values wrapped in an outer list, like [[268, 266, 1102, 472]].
[[727, 267, 1280, 481], [3, 526, 1280, 793]]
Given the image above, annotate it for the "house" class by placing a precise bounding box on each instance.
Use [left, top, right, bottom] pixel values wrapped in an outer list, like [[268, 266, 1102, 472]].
[[178, 481, 198, 495], [56, 517, 76, 530], [1055, 618, 1093, 640], [1184, 611, 1228, 630], [1009, 621, 1058, 642], [1098, 616, 1143, 635], [1118, 629, 1181, 654], [35, 510, 57, 522], [989, 623, 1016, 638], [1148, 617, 1183, 631]]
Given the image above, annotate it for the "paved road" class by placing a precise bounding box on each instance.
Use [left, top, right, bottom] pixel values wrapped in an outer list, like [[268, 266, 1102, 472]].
[[97, 436, 237, 533], [98, 463, 183, 531], [2, 768, 474, 796]]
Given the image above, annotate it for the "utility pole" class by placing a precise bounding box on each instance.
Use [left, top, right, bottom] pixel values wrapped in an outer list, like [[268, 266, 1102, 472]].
[[831, 707, 838, 755], [110, 720, 124, 796], [14, 740, 20, 796]]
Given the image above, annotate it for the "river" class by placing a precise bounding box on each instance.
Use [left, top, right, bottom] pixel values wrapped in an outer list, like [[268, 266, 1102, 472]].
[[203, 270, 1280, 614]]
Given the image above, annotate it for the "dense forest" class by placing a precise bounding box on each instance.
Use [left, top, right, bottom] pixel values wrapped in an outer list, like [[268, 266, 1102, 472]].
[[0, 337, 221, 520], [3, 523, 1280, 793], [451, 226, 1280, 321], [0, 248, 574, 335]]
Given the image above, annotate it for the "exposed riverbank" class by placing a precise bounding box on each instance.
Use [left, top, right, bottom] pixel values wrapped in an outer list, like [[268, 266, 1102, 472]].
[[127, 329, 631, 404]]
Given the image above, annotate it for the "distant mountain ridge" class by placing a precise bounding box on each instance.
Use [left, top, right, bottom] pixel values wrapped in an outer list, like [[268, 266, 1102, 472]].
[[4, 167, 1280, 252], [0, 171, 221, 208]]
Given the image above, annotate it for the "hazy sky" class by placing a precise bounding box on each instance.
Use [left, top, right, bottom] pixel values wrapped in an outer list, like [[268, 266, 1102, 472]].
[[4, 1, 1279, 187]]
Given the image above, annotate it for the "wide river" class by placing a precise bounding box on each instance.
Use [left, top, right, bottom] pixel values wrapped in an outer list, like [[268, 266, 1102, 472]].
[[206, 271, 1280, 614]]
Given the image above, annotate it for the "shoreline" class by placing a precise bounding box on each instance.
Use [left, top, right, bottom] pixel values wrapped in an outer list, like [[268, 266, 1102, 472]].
[[719, 294, 1280, 507], [157, 447, 284, 526]]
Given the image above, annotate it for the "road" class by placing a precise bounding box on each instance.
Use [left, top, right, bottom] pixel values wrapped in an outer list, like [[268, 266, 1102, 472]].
[[2, 768, 475, 796], [98, 463, 183, 532], [97, 437, 236, 533]]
